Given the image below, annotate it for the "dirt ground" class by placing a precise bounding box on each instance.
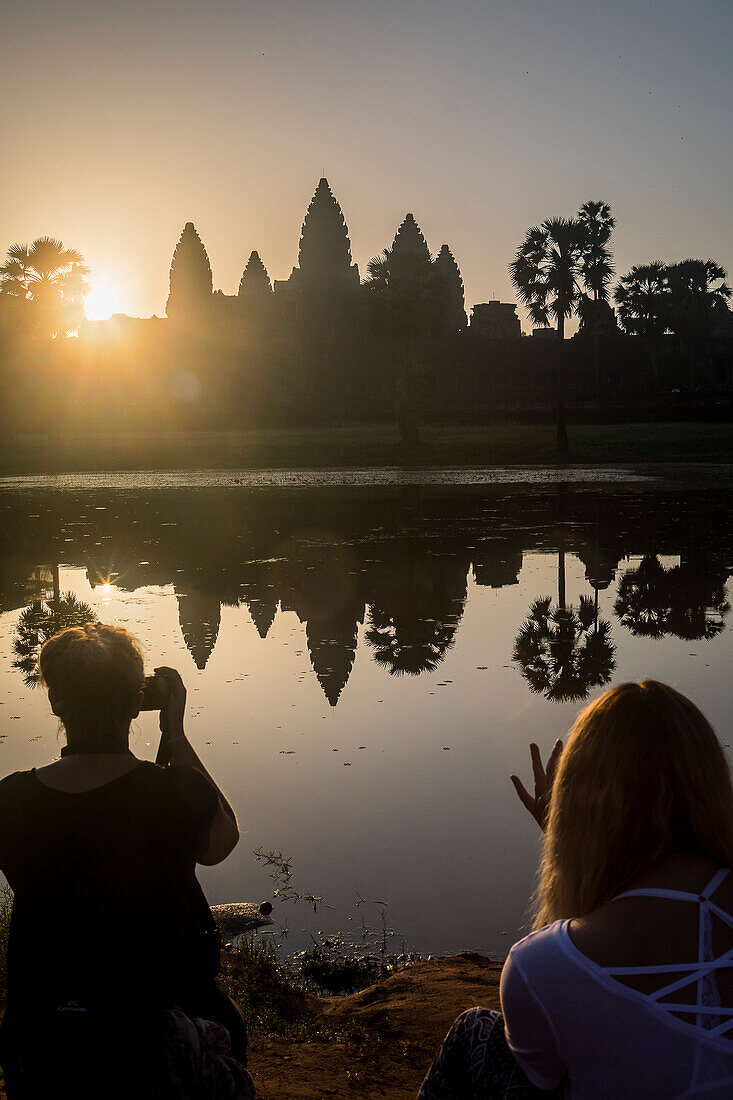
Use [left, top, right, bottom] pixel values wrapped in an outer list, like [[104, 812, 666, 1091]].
[[249, 953, 502, 1099], [0, 954, 501, 1099]]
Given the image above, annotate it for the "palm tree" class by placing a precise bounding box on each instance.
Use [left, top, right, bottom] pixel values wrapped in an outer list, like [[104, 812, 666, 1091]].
[[664, 558, 729, 640], [513, 492, 615, 701], [614, 555, 671, 637], [510, 218, 586, 455], [577, 201, 615, 401], [614, 263, 670, 394], [365, 555, 467, 676], [0, 238, 90, 337], [513, 595, 615, 702], [665, 260, 731, 390], [365, 604, 458, 676], [614, 554, 729, 640], [12, 592, 97, 686]]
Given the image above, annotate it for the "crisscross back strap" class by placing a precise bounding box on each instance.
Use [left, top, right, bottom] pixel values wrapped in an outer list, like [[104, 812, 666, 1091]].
[[612, 868, 730, 905], [604, 869, 733, 1033]]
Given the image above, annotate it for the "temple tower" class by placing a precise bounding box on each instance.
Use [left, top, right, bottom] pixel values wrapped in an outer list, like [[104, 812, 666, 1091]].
[[297, 178, 359, 288], [274, 179, 359, 323], [166, 222, 213, 320], [176, 589, 221, 669], [238, 251, 273, 304], [434, 244, 467, 331], [390, 213, 431, 280]]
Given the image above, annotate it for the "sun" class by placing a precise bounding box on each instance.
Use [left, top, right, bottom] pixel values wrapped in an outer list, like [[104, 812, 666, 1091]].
[[85, 279, 123, 321]]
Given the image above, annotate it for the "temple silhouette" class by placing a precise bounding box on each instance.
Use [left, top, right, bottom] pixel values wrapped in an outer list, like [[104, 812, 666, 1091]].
[[2, 177, 732, 436], [3, 484, 733, 706]]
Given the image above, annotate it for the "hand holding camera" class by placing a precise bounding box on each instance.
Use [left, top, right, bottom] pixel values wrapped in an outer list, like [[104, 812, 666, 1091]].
[[141, 667, 187, 765]]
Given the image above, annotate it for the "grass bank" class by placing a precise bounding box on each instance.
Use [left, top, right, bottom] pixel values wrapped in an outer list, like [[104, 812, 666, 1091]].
[[1, 422, 732, 475]]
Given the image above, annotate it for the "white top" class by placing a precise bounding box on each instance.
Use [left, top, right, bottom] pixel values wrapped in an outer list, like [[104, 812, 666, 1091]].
[[500, 869, 733, 1098]]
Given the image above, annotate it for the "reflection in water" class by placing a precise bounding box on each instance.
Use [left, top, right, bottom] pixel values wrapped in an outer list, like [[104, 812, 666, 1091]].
[[2, 478, 732, 959], [13, 593, 98, 686], [11, 560, 98, 685], [513, 491, 615, 702], [513, 595, 615, 702], [366, 553, 467, 676], [0, 484, 731, 704], [615, 554, 730, 640], [176, 590, 221, 669]]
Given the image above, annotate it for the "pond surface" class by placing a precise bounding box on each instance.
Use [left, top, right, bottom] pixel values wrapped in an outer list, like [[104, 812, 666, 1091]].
[[1, 471, 732, 957]]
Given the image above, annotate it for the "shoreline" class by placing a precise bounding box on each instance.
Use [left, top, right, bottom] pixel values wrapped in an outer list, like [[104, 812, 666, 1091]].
[[1, 422, 732, 478], [231, 950, 503, 1099]]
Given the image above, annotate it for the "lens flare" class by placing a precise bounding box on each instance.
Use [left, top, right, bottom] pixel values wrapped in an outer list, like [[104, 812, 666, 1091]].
[[85, 280, 123, 321]]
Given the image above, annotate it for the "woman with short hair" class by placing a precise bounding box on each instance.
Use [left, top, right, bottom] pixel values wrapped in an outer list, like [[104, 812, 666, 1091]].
[[420, 681, 733, 1098], [0, 622, 249, 1098]]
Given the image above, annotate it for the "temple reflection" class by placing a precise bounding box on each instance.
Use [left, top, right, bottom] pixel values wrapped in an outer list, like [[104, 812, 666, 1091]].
[[3, 485, 732, 705]]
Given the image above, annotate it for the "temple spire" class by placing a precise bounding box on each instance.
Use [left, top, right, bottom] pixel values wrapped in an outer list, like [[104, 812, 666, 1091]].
[[434, 244, 467, 330], [390, 213, 431, 276], [166, 222, 213, 319], [296, 178, 359, 285], [175, 589, 221, 670], [238, 251, 273, 302]]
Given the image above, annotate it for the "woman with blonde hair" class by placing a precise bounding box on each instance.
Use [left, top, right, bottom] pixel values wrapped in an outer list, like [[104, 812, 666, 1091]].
[[419, 680, 733, 1098], [0, 623, 251, 1098]]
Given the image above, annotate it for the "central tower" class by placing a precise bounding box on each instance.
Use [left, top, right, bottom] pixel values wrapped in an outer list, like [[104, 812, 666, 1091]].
[[296, 178, 359, 289]]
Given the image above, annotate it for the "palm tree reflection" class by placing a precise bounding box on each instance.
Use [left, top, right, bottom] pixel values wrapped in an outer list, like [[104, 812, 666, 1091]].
[[365, 557, 467, 676], [12, 592, 97, 686], [514, 594, 615, 703], [614, 554, 729, 640]]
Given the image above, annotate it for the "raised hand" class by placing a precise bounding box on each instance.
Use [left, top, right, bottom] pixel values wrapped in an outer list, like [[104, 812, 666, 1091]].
[[510, 740, 563, 832]]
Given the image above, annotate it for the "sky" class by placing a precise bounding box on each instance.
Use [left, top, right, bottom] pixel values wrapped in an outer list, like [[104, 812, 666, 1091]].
[[2, 0, 732, 325]]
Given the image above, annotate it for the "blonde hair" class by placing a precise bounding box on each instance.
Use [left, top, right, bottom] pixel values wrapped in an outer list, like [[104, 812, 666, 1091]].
[[534, 681, 733, 929], [40, 623, 144, 747]]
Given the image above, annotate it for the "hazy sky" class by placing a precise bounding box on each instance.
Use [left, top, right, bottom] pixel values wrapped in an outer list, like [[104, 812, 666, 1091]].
[[3, 0, 732, 324]]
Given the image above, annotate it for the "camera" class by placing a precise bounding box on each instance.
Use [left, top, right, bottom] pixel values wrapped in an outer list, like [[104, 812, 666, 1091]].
[[140, 674, 169, 711]]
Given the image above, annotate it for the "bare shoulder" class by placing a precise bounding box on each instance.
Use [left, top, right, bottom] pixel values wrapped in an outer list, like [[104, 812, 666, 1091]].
[[569, 854, 733, 968]]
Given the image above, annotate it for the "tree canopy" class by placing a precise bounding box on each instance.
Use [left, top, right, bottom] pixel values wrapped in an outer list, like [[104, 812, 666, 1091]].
[[0, 237, 90, 337]]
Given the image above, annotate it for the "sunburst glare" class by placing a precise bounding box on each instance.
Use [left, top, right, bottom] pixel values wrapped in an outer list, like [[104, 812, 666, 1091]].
[[85, 279, 123, 320]]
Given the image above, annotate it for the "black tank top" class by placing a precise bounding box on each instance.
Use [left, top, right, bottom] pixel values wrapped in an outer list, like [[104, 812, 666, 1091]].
[[0, 762, 218, 1024]]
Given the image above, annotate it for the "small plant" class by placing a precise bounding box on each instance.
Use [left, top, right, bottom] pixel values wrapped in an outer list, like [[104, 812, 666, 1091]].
[[253, 847, 333, 913], [218, 933, 308, 1034], [246, 849, 421, 1006]]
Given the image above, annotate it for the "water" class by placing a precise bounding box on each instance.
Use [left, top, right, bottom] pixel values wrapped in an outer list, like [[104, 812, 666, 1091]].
[[1, 470, 731, 957]]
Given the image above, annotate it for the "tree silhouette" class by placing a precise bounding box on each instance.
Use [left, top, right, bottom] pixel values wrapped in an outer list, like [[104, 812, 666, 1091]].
[[614, 263, 670, 393], [12, 593, 97, 686], [666, 260, 731, 389], [166, 222, 213, 320], [509, 218, 587, 455], [366, 604, 458, 676], [615, 554, 729, 640], [513, 594, 615, 702], [577, 200, 615, 400], [0, 238, 90, 337], [664, 558, 729, 640], [365, 556, 466, 676], [613, 554, 670, 637]]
